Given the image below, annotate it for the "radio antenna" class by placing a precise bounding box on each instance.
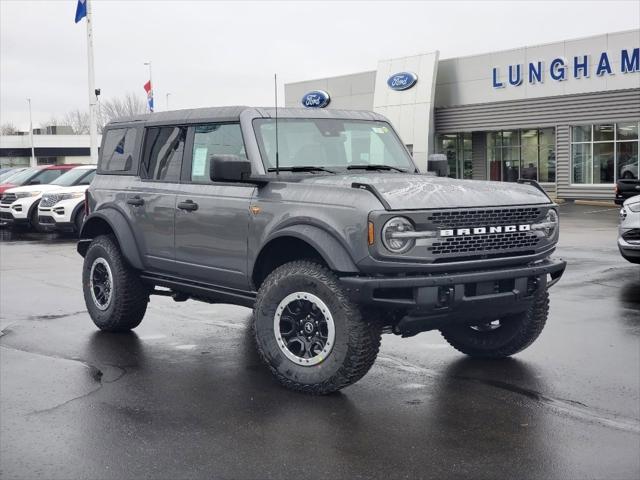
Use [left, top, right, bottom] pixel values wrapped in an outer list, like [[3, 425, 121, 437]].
[[274, 73, 280, 175]]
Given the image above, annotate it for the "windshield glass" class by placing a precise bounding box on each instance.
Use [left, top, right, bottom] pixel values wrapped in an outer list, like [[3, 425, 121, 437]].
[[253, 119, 415, 172], [50, 168, 94, 187], [0, 169, 24, 183], [1, 168, 38, 185]]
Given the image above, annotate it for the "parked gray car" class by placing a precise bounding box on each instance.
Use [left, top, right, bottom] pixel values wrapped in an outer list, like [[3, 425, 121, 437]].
[[78, 107, 566, 394], [618, 195, 640, 264]]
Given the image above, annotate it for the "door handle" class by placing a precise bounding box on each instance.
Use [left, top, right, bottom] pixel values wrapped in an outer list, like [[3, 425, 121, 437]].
[[127, 196, 144, 206], [177, 200, 198, 211]]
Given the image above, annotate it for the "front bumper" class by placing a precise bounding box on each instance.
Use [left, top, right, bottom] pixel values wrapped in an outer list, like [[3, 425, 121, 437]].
[[340, 257, 566, 336]]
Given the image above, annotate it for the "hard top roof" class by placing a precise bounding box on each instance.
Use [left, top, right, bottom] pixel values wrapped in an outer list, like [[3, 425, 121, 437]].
[[108, 106, 388, 127]]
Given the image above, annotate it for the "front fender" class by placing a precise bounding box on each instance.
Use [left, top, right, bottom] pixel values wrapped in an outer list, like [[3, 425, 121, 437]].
[[78, 209, 144, 270], [264, 224, 359, 273]]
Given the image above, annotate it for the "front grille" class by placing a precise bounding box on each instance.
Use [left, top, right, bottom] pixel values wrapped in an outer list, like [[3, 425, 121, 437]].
[[40, 194, 60, 208], [426, 207, 542, 228], [38, 215, 55, 225], [1, 193, 17, 205], [429, 231, 540, 255], [622, 229, 640, 242], [0, 211, 13, 220]]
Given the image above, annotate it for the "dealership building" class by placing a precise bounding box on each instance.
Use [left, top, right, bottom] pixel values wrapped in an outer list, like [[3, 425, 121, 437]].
[[285, 29, 640, 200]]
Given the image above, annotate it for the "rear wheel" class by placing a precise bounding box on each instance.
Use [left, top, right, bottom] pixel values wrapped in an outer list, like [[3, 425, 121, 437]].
[[253, 260, 382, 394], [30, 204, 45, 233], [82, 234, 149, 332], [440, 290, 549, 358], [74, 209, 85, 236]]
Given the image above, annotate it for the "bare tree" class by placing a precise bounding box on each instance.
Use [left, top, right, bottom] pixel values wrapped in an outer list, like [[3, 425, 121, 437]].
[[100, 92, 146, 125], [0, 122, 18, 135], [63, 109, 90, 134]]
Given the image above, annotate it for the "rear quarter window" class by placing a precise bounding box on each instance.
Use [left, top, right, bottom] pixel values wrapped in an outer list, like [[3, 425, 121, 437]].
[[98, 127, 139, 174]]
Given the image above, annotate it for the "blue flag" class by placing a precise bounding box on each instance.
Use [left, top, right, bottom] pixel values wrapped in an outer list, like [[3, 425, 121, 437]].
[[75, 0, 87, 23]]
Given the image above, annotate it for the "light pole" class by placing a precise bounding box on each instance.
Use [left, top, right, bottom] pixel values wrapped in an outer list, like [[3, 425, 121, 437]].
[[26, 98, 36, 167], [166, 92, 171, 110]]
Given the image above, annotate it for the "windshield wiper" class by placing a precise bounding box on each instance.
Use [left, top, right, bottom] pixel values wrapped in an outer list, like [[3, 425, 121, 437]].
[[346, 164, 407, 172], [268, 166, 335, 174]]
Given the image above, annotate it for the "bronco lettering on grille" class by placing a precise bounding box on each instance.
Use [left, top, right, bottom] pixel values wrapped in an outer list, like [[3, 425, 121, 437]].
[[440, 224, 531, 237]]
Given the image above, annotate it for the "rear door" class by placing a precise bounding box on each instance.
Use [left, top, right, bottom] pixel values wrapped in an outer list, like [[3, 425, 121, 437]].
[[174, 123, 255, 290], [126, 126, 187, 272]]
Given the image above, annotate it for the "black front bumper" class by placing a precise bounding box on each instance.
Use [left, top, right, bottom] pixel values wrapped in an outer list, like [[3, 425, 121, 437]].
[[340, 258, 566, 336]]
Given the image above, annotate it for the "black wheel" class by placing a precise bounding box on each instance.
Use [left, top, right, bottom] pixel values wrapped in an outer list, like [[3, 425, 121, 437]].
[[82, 234, 149, 332], [74, 209, 85, 236], [622, 171, 634, 179], [253, 260, 382, 394], [30, 204, 45, 233], [440, 290, 549, 358]]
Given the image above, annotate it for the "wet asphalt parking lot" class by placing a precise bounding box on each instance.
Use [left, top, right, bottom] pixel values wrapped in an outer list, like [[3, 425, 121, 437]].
[[0, 202, 639, 480]]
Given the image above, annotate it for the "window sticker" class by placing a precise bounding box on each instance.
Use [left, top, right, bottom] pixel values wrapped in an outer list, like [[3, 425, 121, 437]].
[[372, 126, 389, 134], [193, 147, 208, 176]]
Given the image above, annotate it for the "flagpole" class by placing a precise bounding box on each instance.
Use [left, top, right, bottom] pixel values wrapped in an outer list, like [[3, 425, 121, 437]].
[[86, 0, 98, 163]]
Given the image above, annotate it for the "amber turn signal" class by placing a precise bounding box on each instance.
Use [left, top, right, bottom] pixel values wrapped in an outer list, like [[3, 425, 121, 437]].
[[368, 221, 375, 245]]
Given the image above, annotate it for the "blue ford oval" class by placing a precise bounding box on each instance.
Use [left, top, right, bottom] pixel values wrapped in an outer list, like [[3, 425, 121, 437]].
[[301, 90, 331, 108], [387, 72, 418, 91]]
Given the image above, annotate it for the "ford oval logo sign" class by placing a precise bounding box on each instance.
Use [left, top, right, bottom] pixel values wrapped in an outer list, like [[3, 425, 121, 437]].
[[387, 72, 418, 91], [301, 90, 331, 108]]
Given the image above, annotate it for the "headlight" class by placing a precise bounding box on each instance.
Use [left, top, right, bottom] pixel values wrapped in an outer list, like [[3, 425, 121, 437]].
[[15, 191, 41, 198], [382, 217, 416, 253], [58, 192, 85, 200], [627, 202, 640, 213], [532, 209, 558, 238]]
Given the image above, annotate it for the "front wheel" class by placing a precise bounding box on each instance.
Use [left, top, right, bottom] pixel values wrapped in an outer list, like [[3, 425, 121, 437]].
[[82, 234, 149, 332], [440, 290, 549, 358], [253, 261, 382, 394]]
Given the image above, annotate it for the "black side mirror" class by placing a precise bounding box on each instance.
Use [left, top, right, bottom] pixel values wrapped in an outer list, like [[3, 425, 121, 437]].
[[29, 179, 41, 185], [427, 154, 450, 177], [210, 154, 252, 182]]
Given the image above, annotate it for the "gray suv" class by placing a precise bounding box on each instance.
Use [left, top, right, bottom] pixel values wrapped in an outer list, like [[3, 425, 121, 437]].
[[78, 107, 566, 394]]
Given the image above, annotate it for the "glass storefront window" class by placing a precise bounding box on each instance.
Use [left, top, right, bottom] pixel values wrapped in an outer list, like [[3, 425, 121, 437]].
[[485, 128, 555, 183], [436, 132, 472, 179], [571, 122, 640, 183]]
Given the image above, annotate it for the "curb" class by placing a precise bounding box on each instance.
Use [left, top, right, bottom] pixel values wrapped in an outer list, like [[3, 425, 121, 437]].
[[573, 200, 617, 208]]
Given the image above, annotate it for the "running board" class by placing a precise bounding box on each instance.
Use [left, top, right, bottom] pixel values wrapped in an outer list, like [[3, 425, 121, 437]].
[[140, 272, 257, 308]]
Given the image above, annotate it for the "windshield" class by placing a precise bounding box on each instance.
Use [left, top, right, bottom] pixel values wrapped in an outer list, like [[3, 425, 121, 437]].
[[1, 168, 38, 185], [50, 168, 94, 186], [253, 119, 415, 172], [0, 169, 24, 183]]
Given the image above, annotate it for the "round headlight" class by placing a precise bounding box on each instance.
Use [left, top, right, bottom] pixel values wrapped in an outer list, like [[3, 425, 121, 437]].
[[382, 217, 415, 253]]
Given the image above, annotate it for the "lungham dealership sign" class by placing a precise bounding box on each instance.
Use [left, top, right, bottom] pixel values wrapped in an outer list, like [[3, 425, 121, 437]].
[[301, 90, 331, 108], [387, 72, 418, 91], [492, 47, 639, 88]]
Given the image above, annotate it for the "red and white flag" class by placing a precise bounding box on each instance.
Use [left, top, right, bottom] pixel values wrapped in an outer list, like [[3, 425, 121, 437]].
[[143, 80, 154, 112]]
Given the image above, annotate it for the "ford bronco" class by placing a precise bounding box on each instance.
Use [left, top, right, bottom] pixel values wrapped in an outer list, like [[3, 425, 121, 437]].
[[78, 107, 566, 394]]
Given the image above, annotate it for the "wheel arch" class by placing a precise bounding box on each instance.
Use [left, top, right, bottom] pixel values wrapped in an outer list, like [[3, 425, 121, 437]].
[[77, 210, 144, 270], [251, 224, 359, 289]]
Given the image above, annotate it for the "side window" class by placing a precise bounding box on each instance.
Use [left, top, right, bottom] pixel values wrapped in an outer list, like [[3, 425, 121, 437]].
[[78, 170, 96, 185], [191, 123, 246, 183], [141, 126, 186, 181], [33, 169, 63, 184], [100, 128, 138, 173]]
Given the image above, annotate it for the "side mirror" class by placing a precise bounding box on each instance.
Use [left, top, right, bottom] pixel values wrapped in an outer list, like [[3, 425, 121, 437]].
[[427, 154, 450, 177], [29, 179, 41, 185], [210, 154, 252, 182]]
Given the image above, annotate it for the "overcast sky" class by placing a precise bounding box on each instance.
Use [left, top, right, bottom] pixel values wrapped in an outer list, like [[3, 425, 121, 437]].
[[1, 0, 639, 129]]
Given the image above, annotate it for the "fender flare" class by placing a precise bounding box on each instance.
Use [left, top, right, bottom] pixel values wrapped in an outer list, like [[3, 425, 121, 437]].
[[78, 209, 144, 270], [259, 224, 359, 273]]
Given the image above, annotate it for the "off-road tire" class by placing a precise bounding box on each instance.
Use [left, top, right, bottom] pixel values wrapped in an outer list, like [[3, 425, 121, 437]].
[[253, 260, 382, 394], [440, 290, 549, 358], [82, 234, 149, 332]]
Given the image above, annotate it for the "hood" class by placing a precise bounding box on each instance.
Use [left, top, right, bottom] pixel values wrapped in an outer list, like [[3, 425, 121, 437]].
[[0, 183, 17, 194], [45, 184, 90, 194], [297, 173, 551, 210], [5, 184, 62, 194]]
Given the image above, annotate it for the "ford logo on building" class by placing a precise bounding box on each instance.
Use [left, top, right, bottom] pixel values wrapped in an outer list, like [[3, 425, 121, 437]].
[[301, 90, 331, 108], [387, 72, 418, 91]]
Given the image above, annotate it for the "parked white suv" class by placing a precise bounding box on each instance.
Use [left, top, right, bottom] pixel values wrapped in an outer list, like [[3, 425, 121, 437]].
[[38, 165, 96, 233], [619, 195, 640, 264], [0, 165, 95, 232]]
